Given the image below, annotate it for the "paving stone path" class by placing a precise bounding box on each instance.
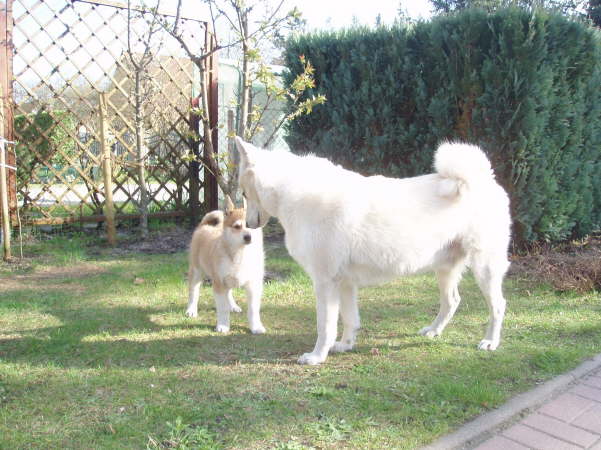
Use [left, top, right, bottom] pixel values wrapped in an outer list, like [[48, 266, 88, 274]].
[[423, 354, 601, 450]]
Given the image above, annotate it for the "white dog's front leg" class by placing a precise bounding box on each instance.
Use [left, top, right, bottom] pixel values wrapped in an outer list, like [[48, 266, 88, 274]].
[[214, 287, 231, 333], [298, 281, 340, 365], [245, 280, 266, 335]]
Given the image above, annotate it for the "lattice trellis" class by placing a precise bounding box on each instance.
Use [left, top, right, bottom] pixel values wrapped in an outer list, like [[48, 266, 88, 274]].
[[10, 0, 216, 226]]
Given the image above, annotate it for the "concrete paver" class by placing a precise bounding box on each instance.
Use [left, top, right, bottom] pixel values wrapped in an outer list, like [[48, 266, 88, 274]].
[[502, 423, 580, 450], [521, 413, 599, 447], [538, 392, 596, 422], [572, 404, 601, 434], [583, 376, 601, 389], [474, 435, 529, 450]]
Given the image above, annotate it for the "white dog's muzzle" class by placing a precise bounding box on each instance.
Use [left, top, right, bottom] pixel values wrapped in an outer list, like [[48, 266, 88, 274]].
[[247, 211, 263, 229]]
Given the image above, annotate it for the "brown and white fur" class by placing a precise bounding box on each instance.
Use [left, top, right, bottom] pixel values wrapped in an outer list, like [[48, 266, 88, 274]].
[[185, 196, 265, 334]]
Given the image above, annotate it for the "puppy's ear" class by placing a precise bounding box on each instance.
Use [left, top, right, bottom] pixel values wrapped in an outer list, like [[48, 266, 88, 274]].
[[224, 195, 235, 214], [242, 195, 247, 212], [235, 136, 254, 168]]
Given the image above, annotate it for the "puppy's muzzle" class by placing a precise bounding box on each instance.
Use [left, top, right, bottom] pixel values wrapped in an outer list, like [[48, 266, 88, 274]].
[[243, 233, 252, 244]]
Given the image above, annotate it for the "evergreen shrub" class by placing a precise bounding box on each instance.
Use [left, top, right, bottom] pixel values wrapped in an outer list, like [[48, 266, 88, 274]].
[[14, 110, 77, 189], [284, 8, 601, 243]]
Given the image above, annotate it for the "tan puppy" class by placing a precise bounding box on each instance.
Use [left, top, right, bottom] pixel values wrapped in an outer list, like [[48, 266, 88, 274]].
[[186, 196, 265, 334]]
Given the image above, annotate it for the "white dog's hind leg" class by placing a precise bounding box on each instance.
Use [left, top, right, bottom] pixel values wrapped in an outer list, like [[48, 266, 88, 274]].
[[227, 291, 243, 313], [214, 286, 231, 333], [245, 280, 266, 335], [472, 254, 508, 351], [298, 280, 341, 365], [185, 267, 202, 318], [331, 282, 359, 353], [419, 262, 465, 338]]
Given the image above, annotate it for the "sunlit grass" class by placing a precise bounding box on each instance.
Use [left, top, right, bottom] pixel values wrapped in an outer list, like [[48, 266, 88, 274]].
[[0, 233, 600, 449]]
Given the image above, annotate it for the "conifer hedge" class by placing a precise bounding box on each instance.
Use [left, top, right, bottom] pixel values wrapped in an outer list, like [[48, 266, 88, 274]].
[[283, 8, 601, 244]]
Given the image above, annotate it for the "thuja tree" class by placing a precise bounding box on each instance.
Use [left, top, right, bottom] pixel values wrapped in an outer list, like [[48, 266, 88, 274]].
[[284, 8, 601, 244], [14, 110, 76, 193]]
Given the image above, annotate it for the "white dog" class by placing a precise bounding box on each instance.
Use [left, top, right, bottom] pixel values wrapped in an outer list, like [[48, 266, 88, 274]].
[[235, 137, 511, 365], [186, 196, 266, 335]]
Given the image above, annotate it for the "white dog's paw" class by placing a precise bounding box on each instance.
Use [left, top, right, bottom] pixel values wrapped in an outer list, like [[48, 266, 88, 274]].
[[298, 352, 326, 365], [250, 324, 266, 335], [418, 326, 440, 338], [478, 339, 499, 351], [230, 303, 242, 313], [185, 308, 198, 318], [330, 340, 354, 353], [215, 324, 230, 333]]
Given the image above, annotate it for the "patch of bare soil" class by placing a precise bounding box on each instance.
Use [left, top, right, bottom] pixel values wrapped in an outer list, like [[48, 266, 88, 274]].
[[103, 222, 287, 282], [509, 233, 601, 293], [106, 221, 286, 256], [107, 227, 194, 255]]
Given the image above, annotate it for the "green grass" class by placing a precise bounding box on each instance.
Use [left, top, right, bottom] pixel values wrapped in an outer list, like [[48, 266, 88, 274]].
[[1, 233, 600, 449]]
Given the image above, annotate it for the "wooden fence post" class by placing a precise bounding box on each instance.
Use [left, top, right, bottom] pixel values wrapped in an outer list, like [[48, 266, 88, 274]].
[[0, 75, 10, 260], [0, 0, 15, 231], [99, 92, 116, 246], [0, 139, 10, 260]]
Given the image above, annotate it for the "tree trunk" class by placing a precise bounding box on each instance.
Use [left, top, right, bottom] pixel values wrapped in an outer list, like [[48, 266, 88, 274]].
[[198, 56, 229, 197], [135, 70, 149, 238], [238, 12, 250, 141]]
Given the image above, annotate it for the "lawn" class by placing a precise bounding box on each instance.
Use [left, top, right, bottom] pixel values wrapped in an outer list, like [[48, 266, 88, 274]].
[[1, 226, 600, 449]]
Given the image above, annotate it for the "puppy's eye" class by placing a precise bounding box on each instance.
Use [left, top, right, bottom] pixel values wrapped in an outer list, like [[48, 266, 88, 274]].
[[234, 223, 242, 230]]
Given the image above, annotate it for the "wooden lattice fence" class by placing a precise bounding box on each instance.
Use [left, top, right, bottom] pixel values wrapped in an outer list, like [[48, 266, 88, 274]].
[[1, 0, 218, 230]]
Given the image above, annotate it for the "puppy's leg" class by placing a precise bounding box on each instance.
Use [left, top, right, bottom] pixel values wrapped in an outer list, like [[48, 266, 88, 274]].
[[245, 279, 266, 335], [298, 280, 340, 365], [185, 266, 202, 317], [331, 282, 359, 353], [472, 253, 508, 351], [213, 283, 231, 333], [227, 291, 242, 313], [419, 261, 465, 338]]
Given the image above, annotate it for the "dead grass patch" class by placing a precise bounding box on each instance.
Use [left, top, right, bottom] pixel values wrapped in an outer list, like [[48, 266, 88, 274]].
[[510, 233, 601, 293], [0, 264, 107, 293]]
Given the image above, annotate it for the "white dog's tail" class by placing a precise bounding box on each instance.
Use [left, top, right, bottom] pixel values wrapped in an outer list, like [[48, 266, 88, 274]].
[[434, 142, 495, 197], [200, 210, 224, 227]]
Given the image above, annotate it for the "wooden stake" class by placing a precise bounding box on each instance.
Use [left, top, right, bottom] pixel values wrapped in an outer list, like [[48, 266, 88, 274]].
[[0, 77, 10, 261], [0, 141, 10, 260], [99, 92, 116, 246]]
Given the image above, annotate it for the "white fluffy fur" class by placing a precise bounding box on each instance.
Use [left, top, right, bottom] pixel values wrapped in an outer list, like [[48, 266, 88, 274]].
[[236, 137, 511, 365]]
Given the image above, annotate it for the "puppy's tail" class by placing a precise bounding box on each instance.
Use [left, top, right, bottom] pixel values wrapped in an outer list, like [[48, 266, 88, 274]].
[[434, 142, 495, 198], [200, 210, 224, 227]]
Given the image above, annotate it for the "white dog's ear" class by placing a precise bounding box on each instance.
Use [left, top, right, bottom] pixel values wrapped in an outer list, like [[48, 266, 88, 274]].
[[224, 195, 235, 214], [235, 136, 254, 168], [242, 195, 247, 211]]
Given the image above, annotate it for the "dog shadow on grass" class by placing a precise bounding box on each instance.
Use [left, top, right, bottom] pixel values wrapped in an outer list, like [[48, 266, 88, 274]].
[[0, 285, 323, 368], [0, 303, 450, 369], [0, 266, 471, 369]]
